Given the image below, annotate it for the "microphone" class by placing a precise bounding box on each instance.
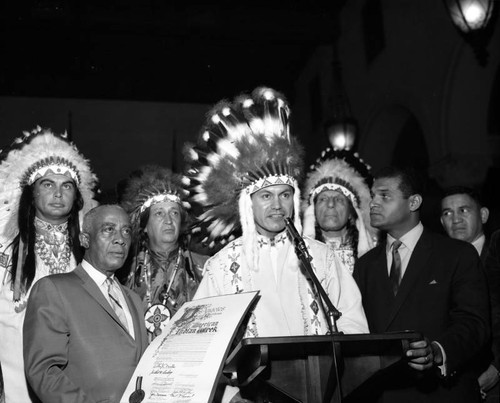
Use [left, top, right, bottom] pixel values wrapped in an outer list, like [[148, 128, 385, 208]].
[[284, 217, 342, 332], [284, 217, 311, 260]]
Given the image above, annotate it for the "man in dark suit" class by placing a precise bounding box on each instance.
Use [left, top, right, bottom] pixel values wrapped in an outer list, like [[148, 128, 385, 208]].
[[24, 205, 148, 403], [484, 230, 500, 400], [440, 186, 499, 401], [354, 167, 490, 402]]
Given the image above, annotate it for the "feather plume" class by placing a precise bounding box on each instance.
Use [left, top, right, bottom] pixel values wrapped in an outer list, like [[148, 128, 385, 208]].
[[0, 127, 98, 242], [185, 87, 303, 244]]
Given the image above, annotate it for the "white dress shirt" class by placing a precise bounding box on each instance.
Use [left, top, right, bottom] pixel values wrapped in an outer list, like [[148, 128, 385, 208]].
[[386, 222, 424, 277], [81, 260, 135, 339], [472, 234, 486, 256]]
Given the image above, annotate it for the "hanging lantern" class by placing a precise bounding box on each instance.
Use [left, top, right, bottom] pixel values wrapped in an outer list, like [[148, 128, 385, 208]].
[[326, 118, 357, 151], [444, 0, 497, 65], [325, 39, 359, 151], [445, 0, 494, 32]]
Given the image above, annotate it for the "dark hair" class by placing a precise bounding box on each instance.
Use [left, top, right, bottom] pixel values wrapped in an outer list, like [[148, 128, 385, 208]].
[[9, 183, 84, 291], [441, 186, 484, 208], [374, 166, 424, 198]]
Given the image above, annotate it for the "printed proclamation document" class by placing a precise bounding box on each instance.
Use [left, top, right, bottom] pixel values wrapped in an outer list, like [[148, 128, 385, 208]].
[[121, 291, 259, 403]]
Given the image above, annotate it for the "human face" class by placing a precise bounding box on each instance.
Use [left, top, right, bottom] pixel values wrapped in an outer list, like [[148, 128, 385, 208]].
[[314, 189, 351, 237], [440, 194, 487, 243], [145, 201, 182, 252], [251, 184, 294, 238], [33, 174, 77, 224], [370, 177, 417, 238], [81, 206, 132, 276]]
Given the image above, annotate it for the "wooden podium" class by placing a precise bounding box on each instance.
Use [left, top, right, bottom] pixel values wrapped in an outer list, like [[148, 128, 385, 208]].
[[223, 331, 421, 403]]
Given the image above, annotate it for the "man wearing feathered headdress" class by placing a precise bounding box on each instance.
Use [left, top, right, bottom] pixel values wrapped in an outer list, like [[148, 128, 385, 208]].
[[118, 165, 207, 340], [188, 88, 368, 402], [302, 149, 378, 274], [0, 127, 98, 403], [187, 87, 368, 337]]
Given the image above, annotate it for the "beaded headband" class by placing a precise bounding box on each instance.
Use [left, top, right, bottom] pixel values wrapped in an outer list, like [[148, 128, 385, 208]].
[[117, 165, 190, 234], [139, 193, 183, 213], [25, 160, 80, 186], [309, 182, 359, 209]]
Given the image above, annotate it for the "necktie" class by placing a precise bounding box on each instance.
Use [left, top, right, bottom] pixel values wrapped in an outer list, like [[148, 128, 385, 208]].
[[389, 240, 402, 295], [106, 278, 129, 331]]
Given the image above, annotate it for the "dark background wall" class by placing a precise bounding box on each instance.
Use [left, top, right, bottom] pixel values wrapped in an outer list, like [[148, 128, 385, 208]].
[[1, 1, 499, 231], [0, 97, 209, 200]]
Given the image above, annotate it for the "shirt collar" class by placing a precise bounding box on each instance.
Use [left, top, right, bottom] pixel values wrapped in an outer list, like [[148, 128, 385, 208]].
[[81, 259, 113, 287], [472, 234, 486, 255], [256, 231, 288, 248], [387, 222, 424, 253]]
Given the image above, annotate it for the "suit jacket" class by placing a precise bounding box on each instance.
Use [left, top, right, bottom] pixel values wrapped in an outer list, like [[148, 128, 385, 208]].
[[484, 230, 500, 371], [23, 265, 148, 403], [480, 237, 489, 264], [354, 229, 490, 403]]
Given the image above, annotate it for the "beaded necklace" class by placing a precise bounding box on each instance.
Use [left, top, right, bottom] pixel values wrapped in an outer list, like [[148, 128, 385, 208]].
[[143, 247, 183, 338], [34, 217, 72, 275]]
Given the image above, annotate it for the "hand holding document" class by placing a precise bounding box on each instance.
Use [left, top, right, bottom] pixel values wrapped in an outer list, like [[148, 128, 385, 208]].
[[121, 292, 259, 403]]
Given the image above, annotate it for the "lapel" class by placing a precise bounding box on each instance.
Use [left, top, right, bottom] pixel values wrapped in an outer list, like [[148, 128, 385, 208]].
[[73, 265, 134, 338], [120, 284, 145, 344], [383, 229, 434, 330], [373, 240, 394, 296], [480, 237, 489, 264]]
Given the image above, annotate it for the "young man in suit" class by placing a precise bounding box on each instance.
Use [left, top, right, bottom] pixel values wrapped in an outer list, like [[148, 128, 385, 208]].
[[23, 205, 148, 403], [440, 186, 499, 401], [354, 167, 490, 402], [484, 230, 500, 402]]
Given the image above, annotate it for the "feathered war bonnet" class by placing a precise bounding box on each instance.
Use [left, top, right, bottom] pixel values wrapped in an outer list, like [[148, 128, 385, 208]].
[[118, 165, 191, 236], [0, 126, 98, 299], [0, 126, 98, 240], [185, 87, 304, 258], [302, 148, 377, 257]]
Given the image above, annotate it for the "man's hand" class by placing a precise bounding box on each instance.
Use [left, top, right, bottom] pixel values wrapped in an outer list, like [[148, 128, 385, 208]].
[[406, 338, 441, 371], [478, 364, 500, 397]]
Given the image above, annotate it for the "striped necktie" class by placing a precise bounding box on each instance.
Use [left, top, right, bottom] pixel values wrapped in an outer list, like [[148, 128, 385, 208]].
[[389, 240, 403, 295], [106, 277, 129, 331]]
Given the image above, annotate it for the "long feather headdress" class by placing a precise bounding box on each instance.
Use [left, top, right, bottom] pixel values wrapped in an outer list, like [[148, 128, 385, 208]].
[[185, 87, 304, 245], [0, 126, 98, 242], [302, 148, 377, 257]]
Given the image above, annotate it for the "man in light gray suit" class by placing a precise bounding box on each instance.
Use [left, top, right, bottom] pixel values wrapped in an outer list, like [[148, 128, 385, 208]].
[[24, 205, 148, 403]]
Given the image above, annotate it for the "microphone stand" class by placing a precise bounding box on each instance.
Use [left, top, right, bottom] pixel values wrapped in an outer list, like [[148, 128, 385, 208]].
[[284, 218, 342, 333], [284, 217, 344, 402]]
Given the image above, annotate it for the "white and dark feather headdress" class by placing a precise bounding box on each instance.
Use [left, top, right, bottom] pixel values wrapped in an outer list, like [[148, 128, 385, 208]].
[[0, 126, 98, 242], [185, 87, 304, 249], [118, 165, 191, 234], [302, 148, 377, 257]]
